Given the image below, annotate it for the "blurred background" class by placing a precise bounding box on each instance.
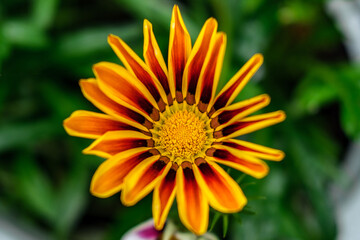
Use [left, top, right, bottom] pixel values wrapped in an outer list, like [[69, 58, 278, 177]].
[[1, 0, 360, 239]]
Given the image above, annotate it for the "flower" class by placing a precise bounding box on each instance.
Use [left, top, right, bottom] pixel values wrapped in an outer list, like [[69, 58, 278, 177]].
[[121, 219, 218, 240], [63, 5, 285, 235]]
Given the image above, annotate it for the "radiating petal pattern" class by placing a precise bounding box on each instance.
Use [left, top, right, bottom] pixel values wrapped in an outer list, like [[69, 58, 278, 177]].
[[64, 4, 285, 236]]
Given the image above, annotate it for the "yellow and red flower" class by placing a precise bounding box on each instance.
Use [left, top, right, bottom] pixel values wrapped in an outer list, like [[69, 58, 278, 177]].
[[64, 5, 285, 235]]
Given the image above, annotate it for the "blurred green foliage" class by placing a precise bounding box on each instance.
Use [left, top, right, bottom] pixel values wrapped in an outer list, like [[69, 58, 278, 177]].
[[0, 0, 358, 239]]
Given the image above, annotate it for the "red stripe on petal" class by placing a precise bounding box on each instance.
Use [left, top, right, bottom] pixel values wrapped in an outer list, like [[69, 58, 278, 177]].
[[143, 20, 171, 104], [153, 163, 177, 229], [212, 149, 266, 172], [168, 6, 191, 102], [197, 34, 226, 112], [94, 63, 160, 121], [91, 150, 155, 197], [108, 35, 166, 111], [158, 168, 176, 212], [176, 162, 209, 235], [122, 157, 170, 205], [80, 80, 153, 129], [195, 160, 246, 212], [214, 111, 285, 139], [64, 111, 137, 139], [222, 141, 282, 158], [184, 18, 217, 104], [210, 54, 263, 115], [211, 95, 269, 128], [87, 138, 152, 157]]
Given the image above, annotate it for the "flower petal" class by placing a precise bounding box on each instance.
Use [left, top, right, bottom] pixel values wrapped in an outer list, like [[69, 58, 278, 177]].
[[217, 139, 285, 161], [90, 148, 157, 198], [182, 18, 217, 105], [143, 19, 172, 105], [196, 33, 226, 112], [83, 130, 153, 158], [121, 156, 171, 206], [193, 158, 247, 213], [209, 54, 263, 116], [210, 94, 270, 130], [213, 110, 286, 140], [152, 163, 178, 230], [206, 147, 269, 179], [168, 5, 192, 102], [80, 79, 153, 131], [108, 34, 167, 110], [93, 62, 160, 121], [176, 162, 208, 235], [63, 110, 137, 139]]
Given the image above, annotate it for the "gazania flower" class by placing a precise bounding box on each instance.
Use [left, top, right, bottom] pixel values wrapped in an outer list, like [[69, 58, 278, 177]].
[[64, 5, 285, 235]]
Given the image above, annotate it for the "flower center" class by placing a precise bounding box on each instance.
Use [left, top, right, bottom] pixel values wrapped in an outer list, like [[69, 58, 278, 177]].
[[157, 110, 207, 159]]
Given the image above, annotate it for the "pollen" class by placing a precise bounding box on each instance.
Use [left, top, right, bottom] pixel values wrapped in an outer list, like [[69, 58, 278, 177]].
[[158, 110, 207, 159]]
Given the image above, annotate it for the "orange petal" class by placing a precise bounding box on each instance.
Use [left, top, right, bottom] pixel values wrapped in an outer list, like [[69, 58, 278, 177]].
[[168, 5, 192, 102], [80, 79, 153, 131], [176, 162, 208, 235], [93, 62, 160, 121], [108, 34, 167, 110], [182, 18, 217, 105], [196, 33, 226, 112], [210, 94, 270, 130], [83, 130, 153, 158], [152, 163, 178, 230], [143, 19, 172, 105], [213, 111, 286, 140], [63, 110, 137, 139], [209, 54, 263, 116], [206, 147, 269, 179], [218, 139, 285, 161], [90, 148, 157, 198], [193, 159, 247, 213], [121, 156, 171, 206]]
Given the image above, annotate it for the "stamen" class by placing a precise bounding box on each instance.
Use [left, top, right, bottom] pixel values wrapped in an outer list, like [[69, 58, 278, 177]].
[[157, 110, 207, 158]]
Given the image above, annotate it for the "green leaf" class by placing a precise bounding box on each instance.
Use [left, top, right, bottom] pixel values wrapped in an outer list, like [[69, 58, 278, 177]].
[[293, 72, 337, 117], [293, 64, 360, 138], [222, 214, 229, 238], [3, 20, 48, 48], [14, 154, 57, 222], [0, 119, 59, 151], [209, 212, 222, 232], [56, 24, 141, 58], [236, 173, 246, 184], [54, 153, 89, 237], [31, 0, 58, 29]]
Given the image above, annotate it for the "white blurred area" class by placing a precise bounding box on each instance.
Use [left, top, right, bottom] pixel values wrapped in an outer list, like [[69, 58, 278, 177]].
[[327, 1, 360, 240], [0, 214, 49, 240]]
